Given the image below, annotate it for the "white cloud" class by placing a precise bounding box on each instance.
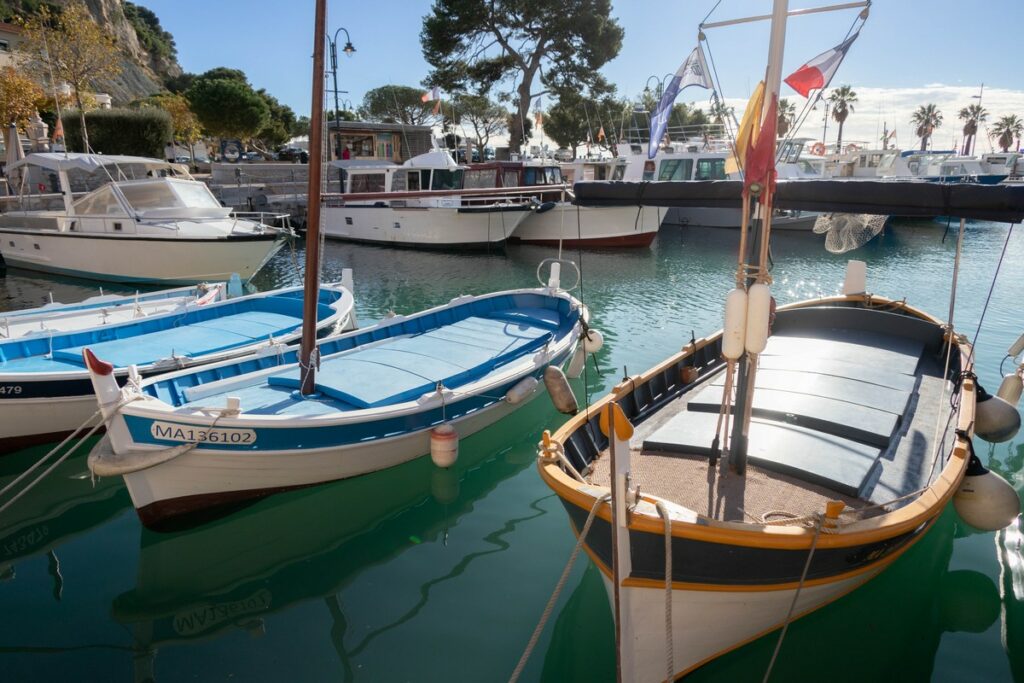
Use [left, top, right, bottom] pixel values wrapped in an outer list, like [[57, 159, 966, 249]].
[[691, 85, 1024, 152]]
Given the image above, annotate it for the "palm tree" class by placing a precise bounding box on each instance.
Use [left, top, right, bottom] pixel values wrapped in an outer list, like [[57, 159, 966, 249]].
[[911, 104, 943, 151], [958, 103, 988, 155], [828, 85, 857, 152], [777, 98, 796, 137], [991, 114, 1024, 152]]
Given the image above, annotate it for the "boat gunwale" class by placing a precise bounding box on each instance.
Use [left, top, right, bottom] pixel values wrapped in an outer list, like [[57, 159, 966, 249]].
[[538, 294, 974, 551]]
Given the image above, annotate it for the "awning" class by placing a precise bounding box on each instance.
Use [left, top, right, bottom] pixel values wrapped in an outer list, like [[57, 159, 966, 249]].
[[572, 179, 1024, 222]]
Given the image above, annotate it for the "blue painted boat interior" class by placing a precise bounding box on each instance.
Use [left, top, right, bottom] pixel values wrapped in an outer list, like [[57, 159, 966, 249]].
[[0, 288, 342, 373], [1, 286, 202, 319], [144, 292, 578, 415]]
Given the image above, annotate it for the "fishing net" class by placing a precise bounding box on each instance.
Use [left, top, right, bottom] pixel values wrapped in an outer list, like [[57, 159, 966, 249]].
[[812, 213, 887, 253]]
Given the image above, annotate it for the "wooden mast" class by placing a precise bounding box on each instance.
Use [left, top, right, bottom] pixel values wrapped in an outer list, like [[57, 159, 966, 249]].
[[300, 0, 327, 395], [729, 0, 788, 473]]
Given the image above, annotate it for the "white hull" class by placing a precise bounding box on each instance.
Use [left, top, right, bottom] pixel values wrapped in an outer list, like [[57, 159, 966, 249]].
[[512, 204, 662, 245], [606, 569, 878, 681], [0, 230, 284, 284], [322, 205, 526, 247], [116, 384, 538, 511], [0, 395, 100, 446], [663, 207, 818, 231]]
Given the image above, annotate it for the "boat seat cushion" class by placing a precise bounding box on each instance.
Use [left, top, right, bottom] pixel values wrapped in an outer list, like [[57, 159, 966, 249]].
[[644, 410, 882, 498], [268, 314, 553, 408]]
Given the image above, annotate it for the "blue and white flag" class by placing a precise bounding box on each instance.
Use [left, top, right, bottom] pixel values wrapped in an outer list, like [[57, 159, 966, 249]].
[[648, 46, 712, 159]]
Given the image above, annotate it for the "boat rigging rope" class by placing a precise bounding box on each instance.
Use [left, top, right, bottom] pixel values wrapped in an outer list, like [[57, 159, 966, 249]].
[[655, 500, 675, 683], [762, 513, 824, 683], [508, 493, 611, 683]]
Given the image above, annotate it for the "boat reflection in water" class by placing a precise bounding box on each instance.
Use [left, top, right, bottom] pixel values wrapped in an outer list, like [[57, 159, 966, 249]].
[[991, 441, 1024, 681], [111, 399, 554, 681], [0, 443, 128, 596]]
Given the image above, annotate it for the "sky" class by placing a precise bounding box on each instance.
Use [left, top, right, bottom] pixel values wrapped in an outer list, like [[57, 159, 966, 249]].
[[137, 0, 1024, 150]]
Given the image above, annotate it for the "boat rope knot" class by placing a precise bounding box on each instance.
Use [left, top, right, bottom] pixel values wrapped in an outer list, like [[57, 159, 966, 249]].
[[536, 438, 586, 483]]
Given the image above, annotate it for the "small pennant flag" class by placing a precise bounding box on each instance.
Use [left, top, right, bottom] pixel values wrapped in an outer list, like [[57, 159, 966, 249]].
[[432, 98, 442, 115], [421, 86, 440, 103], [597, 126, 605, 142], [784, 33, 859, 98], [648, 46, 712, 159], [51, 118, 64, 143], [743, 94, 778, 200]]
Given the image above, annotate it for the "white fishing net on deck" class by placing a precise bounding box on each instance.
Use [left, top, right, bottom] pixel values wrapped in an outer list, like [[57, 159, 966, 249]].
[[812, 213, 888, 253]]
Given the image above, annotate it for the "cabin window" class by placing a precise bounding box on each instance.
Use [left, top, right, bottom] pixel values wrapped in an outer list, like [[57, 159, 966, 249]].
[[350, 173, 386, 193], [642, 161, 656, 181], [407, 171, 421, 191], [545, 167, 561, 184], [431, 169, 463, 190], [695, 158, 726, 180], [72, 185, 127, 216], [463, 169, 496, 189], [658, 159, 693, 181], [523, 168, 538, 186], [503, 170, 519, 188], [612, 164, 626, 181], [390, 172, 407, 192]]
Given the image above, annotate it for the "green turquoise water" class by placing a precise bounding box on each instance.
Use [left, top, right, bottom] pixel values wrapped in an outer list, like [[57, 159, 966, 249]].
[[1, 221, 1021, 682]]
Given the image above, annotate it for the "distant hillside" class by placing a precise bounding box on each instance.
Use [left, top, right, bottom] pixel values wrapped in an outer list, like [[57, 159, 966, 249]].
[[0, 0, 182, 103]]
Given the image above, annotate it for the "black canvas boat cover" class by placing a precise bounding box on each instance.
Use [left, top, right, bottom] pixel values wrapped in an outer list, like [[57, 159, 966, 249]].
[[572, 179, 1024, 222]]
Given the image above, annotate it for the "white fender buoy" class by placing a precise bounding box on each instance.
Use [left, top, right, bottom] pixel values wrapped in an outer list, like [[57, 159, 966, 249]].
[[505, 376, 539, 404], [996, 371, 1023, 404], [429, 424, 459, 468], [1008, 332, 1024, 358], [975, 386, 1022, 443], [544, 365, 578, 415], [745, 283, 771, 354], [582, 328, 604, 354], [953, 453, 1021, 531], [722, 288, 747, 360], [566, 344, 587, 379]]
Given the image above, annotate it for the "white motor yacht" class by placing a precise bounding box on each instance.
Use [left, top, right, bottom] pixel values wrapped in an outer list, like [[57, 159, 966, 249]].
[[323, 150, 531, 249], [0, 154, 289, 284]]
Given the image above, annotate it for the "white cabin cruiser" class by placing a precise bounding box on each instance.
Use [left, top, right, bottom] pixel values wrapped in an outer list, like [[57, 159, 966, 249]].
[[324, 150, 532, 249], [0, 154, 289, 284]]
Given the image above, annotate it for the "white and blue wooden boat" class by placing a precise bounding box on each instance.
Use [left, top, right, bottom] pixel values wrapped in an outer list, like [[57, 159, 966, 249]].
[[85, 286, 584, 527], [1, 282, 226, 339], [0, 284, 355, 450]]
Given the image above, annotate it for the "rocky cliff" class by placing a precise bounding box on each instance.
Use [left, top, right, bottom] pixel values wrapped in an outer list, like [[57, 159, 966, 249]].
[[2, 0, 182, 103]]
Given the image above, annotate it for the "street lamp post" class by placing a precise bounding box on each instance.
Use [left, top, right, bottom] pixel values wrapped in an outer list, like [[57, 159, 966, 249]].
[[326, 27, 356, 155]]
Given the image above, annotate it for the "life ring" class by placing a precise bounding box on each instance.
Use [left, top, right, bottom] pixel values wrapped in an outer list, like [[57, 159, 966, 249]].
[[810, 142, 826, 156]]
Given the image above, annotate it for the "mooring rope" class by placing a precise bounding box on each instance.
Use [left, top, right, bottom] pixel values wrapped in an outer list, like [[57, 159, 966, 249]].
[[762, 513, 824, 683], [508, 493, 610, 683], [656, 500, 675, 683]]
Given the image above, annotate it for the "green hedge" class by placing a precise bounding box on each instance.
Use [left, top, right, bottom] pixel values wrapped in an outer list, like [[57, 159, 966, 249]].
[[63, 108, 173, 158]]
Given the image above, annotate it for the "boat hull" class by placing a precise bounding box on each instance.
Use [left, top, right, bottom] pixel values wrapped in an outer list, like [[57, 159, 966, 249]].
[[0, 230, 285, 284], [322, 205, 525, 249], [115, 381, 542, 526], [511, 204, 661, 247], [0, 394, 102, 450], [663, 207, 818, 231]]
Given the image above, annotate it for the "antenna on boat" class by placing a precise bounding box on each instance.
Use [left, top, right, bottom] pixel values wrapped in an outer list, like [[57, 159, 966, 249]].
[[299, 0, 328, 395]]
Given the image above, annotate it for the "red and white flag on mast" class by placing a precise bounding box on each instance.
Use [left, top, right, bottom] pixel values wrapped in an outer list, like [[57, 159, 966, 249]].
[[783, 33, 859, 98]]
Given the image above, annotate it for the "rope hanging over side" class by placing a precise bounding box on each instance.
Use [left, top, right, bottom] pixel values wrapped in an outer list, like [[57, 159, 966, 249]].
[[508, 493, 611, 683]]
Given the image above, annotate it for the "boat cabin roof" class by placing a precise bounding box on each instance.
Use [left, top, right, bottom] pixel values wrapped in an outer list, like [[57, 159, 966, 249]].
[[9, 153, 189, 177]]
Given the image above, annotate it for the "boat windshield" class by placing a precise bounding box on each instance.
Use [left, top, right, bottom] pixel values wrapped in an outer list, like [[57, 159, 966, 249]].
[[430, 169, 463, 190], [117, 179, 221, 211]]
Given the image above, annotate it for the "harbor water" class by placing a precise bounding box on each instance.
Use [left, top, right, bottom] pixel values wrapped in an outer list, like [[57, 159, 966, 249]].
[[1, 220, 1021, 681]]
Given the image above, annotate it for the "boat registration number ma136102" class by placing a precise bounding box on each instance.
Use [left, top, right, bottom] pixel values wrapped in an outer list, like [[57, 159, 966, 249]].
[[150, 422, 256, 445]]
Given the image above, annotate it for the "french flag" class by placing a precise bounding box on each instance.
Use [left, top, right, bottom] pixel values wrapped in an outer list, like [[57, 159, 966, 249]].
[[784, 33, 859, 98]]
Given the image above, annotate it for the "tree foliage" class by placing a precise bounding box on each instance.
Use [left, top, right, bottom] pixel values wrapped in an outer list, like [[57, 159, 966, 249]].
[[359, 85, 436, 125], [991, 114, 1023, 153], [910, 103, 942, 151], [777, 98, 796, 138], [186, 75, 269, 142], [421, 0, 623, 152], [19, 1, 122, 152], [252, 88, 296, 151], [0, 65, 44, 130], [958, 103, 987, 155], [445, 93, 506, 148], [122, 1, 176, 60], [828, 85, 857, 151], [545, 89, 624, 158], [62, 107, 171, 158]]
